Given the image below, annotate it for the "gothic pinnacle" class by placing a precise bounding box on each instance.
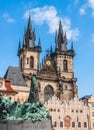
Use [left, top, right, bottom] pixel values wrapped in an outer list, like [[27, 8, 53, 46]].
[[28, 15, 32, 31], [50, 45, 52, 54], [71, 42, 74, 50], [18, 39, 21, 56]]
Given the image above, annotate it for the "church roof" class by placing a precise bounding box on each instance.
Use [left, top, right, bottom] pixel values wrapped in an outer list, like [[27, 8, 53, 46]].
[[4, 66, 26, 86]]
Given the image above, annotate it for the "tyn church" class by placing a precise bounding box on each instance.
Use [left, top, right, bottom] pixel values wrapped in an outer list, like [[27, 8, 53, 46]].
[[4, 16, 78, 103]]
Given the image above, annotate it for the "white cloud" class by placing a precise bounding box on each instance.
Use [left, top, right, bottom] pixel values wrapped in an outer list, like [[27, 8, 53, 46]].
[[2, 12, 15, 23], [91, 34, 94, 43], [3, 12, 9, 18], [88, 0, 94, 9], [7, 18, 15, 23], [80, 0, 94, 17], [24, 6, 79, 41], [74, 0, 79, 5], [79, 8, 86, 15]]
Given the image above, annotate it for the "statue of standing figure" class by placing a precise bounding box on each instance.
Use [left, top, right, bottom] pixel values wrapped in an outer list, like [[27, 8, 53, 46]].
[[28, 75, 39, 103]]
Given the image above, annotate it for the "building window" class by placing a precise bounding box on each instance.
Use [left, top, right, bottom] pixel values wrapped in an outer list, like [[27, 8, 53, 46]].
[[92, 103, 94, 108], [30, 56, 34, 68], [63, 60, 68, 71], [78, 122, 81, 128], [49, 109, 52, 112], [80, 110, 83, 113], [57, 109, 60, 112], [65, 85, 67, 90], [0, 82, 3, 87], [72, 122, 75, 128], [53, 122, 57, 127], [92, 112, 94, 117], [27, 58, 29, 64], [71, 110, 74, 113], [60, 122, 63, 127], [93, 122, 94, 128], [84, 122, 87, 128], [76, 110, 78, 113]]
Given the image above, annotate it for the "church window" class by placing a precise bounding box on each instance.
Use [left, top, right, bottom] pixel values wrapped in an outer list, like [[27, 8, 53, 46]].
[[27, 58, 29, 64], [60, 122, 63, 127], [65, 85, 67, 90], [84, 122, 87, 128], [76, 110, 78, 113], [72, 122, 75, 127], [78, 122, 81, 128], [63, 60, 68, 71], [30, 56, 34, 68], [53, 122, 57, 127], [44, 85, 54, 102]]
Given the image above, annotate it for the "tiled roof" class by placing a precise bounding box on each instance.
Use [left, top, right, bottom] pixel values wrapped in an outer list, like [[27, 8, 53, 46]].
[[0, 78, 17, 94], [4, 66, 26, 86]]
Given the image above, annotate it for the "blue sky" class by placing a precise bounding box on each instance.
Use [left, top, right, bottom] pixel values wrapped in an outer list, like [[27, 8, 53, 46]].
[[0, 0, 94, 98]]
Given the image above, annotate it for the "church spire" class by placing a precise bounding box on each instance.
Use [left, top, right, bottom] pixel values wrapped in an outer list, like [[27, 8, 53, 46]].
[[25, 15, 35, 48], [71, 41, 74, 51], [58, 20, 63, 35], [27, 15, 32, 33], [50, 45, 53, 54], [55, 31, 58, 50], [55, 20, 67, 52], [38, 37, 41, 51], [18, 39, 21, 56], [23, 27, 27, 48]]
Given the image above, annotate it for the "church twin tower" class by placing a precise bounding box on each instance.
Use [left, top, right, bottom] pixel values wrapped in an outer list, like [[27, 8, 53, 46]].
[[18, 16, 78, 103]]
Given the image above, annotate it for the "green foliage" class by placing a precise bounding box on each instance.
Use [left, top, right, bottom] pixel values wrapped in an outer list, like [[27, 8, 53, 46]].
[[0, 95, 12, 120]]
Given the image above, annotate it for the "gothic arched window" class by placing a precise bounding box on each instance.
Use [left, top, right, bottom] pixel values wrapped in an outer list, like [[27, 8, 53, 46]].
[[63, 60, 68, 71], [30, 56, 34, 68], [44, 85, 54, 102]]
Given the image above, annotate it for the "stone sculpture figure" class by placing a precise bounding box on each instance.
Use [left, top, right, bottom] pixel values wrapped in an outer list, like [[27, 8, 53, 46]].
[[28, 75, 39, 103]]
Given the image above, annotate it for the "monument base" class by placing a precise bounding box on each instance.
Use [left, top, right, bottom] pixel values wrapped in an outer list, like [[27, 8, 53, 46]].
[[0, 119, 53, 130]]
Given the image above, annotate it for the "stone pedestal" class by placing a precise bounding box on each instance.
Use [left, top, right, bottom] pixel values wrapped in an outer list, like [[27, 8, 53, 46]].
[[0, 119, 53, 130]]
